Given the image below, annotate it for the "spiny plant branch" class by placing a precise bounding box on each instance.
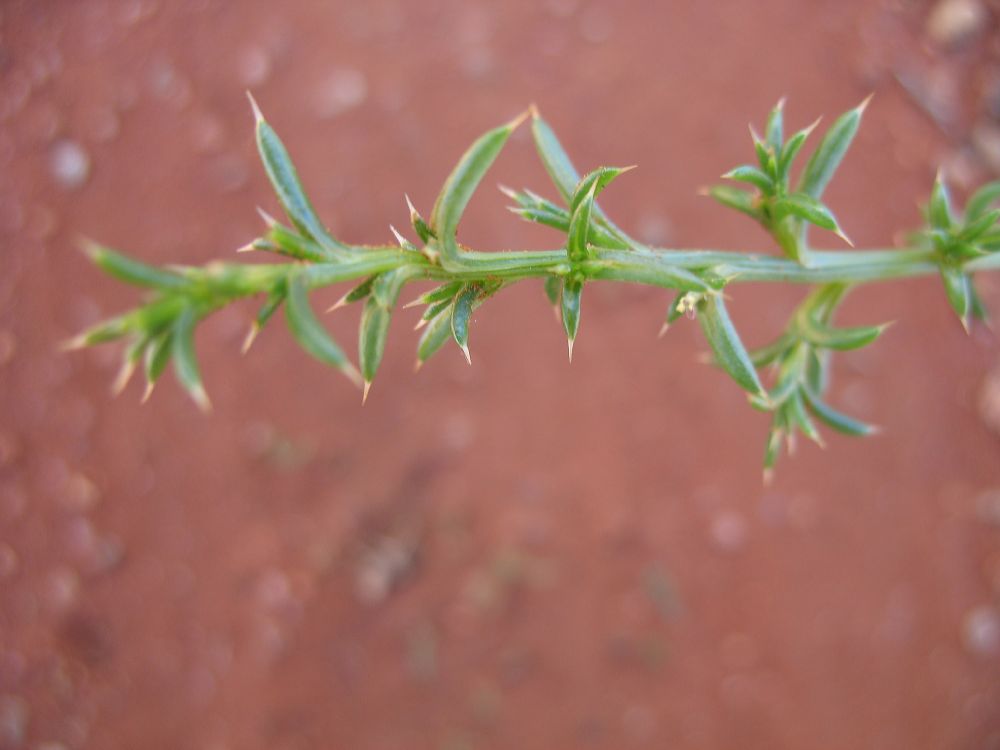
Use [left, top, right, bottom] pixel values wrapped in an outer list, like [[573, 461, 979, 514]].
[[68, 94, 1000, 477]]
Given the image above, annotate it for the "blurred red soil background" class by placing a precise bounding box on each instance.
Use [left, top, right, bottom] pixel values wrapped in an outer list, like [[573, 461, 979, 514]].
[[2, 1, 1000, 748]]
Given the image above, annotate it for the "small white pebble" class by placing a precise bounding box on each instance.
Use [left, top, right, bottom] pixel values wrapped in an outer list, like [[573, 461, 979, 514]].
[[49, 140, 91, 190], [237, 46, 272, 87], [709, 509, 747, 553], [314, 68, 367, 119], [962, 605, 1000, 656]]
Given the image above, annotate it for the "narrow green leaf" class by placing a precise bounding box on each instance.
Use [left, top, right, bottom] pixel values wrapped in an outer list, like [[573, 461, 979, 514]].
[[83, 241, 188, 290], [250, 95, 344, 256], [509, 206, 629, 249], [940, 265, 971, 330], [723, 165, 773, 193], [805, 348, 830, 395], [66, 314, 133, 349], [765, 98, 785, 152], [171, 305, 210, 411], [450, 284, 479, 364], [567, 182, 597, 262], [357, 268, 417, 390], [797, 316, 887, 350], [561, 278, 582, 360], [802, 387, 876, 437], [285, 272, 361, 386], [531, 109, 583, 205], [544, 276, 561, 306], [779, 193, 840, 234], [260, 218, 330, 262], [707, 185, 758, 219], [966, 181, 1000, 222], [748, 334, 793, 367], [141, 330, 173, 401], [928, 175, 953, 231], [763, 410, 786, 480], [416, 302, 455, 367], [776, 119, 818, 179], [569, 166, 631, 213], [411, 281, 462, 307], [430, 111, 527, 263], [345, 276, 376, 304], [750, 126, 775, 176], [697, 294, 765, 396], [970, 282, 990, 324], [788, 390, 823, 445], [959, 208, 1000, 242], [798, 96, 869, 200]]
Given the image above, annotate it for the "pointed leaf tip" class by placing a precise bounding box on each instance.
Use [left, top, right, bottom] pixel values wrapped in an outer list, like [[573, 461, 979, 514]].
[[362, 381, 372, 404], [246, 90, 264, 123]]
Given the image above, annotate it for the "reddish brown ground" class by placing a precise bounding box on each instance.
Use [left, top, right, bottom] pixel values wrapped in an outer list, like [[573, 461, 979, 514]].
[[2, 1, 1000, 749]]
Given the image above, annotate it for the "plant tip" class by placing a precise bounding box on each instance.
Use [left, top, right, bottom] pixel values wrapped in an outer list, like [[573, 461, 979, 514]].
[[141, 382, 155, 404], [461, 343, 472, 365], [762, 468, 774, 486], [389, 224, 409, 248], [362, 381, 372, 404], [528, 103, 540, 120], [567, 337, 575, 362], [246, 90, 264, 123], [255, 206, 277, 227], [110, 359, 137, 396], [658, 321, 670, 338], [505, 108, 530, 132], [241, 324, 259, 354], [857, 92, 875, 113]]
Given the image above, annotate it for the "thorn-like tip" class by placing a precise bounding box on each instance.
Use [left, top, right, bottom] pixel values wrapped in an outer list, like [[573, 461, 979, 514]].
[[405, 193, 419, 218], [236, 242, 257, 254], [658, 321, 670, 338], [775, 96, 787, 110], [79, 236, 101, 259], [567, 337, 575, 362], [506, 108, 530, 132], [498, 184, 519, 201], [362, 381, 372, 404], [326, 295, 348, 314], [60, 335, 87, 352], [110, 360, 137, 396], [241, 324, 259, 354], [343, 364, 363, 389], [246, 90, 264, 123], [461, 343, 472, 365], [696, 186, 711, 197], [192, 386, 212, 413], [389, 224, 409, 248], [762, 468, 774, 487], [413, 318, 427, 331], [256, 206, 277, 226], [141, 382, 155, 403], [414, 359, 423, 373], [836, 228, 854, 248], [528, 103, 541, 120], [857, 92, 875, 114]]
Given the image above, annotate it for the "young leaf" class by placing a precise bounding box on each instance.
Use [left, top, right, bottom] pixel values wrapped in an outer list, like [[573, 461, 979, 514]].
[[765, 98, 785, 152], [544, 276, 561, 306], [965, 181, 1000, 223], [358, 268, 417, 392], [706, 186, 758, 219], [142, 330, 173, 400], [697, 294, 765, 396], [779, 193, 850, 244], [450, 284, 479, 364], [797, 95, 870, 200], [250, 95, 345, 257], [416, 302, 455, 367], [749, 334, 793, 367], [959, 208, 1000, 243], [285, 272, 361, 386], [171, 305, 210, 411], [940, 265, 971, 331], [928, 175, 953, 231], [723, 165, 773, 193], [797, 316, 887, 350], [570, 166, 631, 213], [243, 284, 286, 353], [430, 111, 527, 263], [567, 182, 597, 262], [531, 109, 584, 205], [259, 217, 331, 263], [83, 241, 188, 290], [561, 278, 582, 360], [776, 119, 819, 179], [788, 390, 824, 446], [802, 387, 876, 437]]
